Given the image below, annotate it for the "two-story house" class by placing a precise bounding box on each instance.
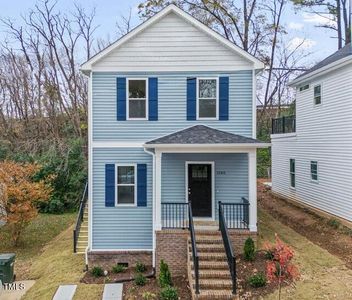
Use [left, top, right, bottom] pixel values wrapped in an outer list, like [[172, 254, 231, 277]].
[[78, 4, 267, 298], [271, 43, 352, 223]]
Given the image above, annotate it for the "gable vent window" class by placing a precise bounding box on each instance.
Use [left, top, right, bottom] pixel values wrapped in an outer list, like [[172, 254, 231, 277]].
[[314, 84, 322, 105], [197, 78, 218, 119], [310, 161, 318, 182], [128, 79, 148, 120], [299, 84, 309, 92]]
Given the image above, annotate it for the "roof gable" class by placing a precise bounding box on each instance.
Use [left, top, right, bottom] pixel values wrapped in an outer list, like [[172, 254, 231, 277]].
[[81, 5, 264, 72]]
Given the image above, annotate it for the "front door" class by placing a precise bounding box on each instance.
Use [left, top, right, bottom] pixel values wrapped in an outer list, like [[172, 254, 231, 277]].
[[188, 163, 212, 218]]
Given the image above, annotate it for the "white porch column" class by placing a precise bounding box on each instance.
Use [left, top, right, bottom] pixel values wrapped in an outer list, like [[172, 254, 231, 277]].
[[248, 149, 257, 232], [155, 150, 162, 231]]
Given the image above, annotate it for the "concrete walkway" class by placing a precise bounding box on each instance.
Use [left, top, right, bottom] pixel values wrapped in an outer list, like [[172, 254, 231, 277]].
[[53, 285, 77, 300], [102, 283, 123, 300]]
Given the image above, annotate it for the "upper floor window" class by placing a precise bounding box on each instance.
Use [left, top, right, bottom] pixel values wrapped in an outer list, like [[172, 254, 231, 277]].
[[314, 84, 321, 105], [127, 79, 148, 120], [116, 164, 136, 205], [299, 84, 309, 92], [310, 161, 318, 181], [197, 78, 218, 120], [290, 158, 296, 188]]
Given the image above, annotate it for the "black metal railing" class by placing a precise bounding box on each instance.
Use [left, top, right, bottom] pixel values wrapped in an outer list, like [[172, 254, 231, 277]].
[[73, 182, 88, 253], [161, 202, 189, 229], [219, 201, 236, 294], [220, 198, 250, 229], [272, 115, 296, 134], [188, 203, 200, 295]]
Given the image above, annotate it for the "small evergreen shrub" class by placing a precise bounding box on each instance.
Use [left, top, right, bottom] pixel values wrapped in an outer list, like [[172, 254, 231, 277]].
[[91, 266, 104, 277], [112, 264, 126, 273], [142, 292, 157, 300], [248, 273, 267, 288], [244, 237, 255, 261], [134, 273, 147, 286], [159, 260, 172, 288], [264, 249, 274, 260], [328, 218, 340, 229], [160, 286, 178, 300], [135, 261, 147, 273]]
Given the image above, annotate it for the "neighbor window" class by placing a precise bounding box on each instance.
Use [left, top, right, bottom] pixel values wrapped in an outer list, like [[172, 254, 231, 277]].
[[310, 161, 318, 181], [116, 165, 136, 205], [128, 79, 147, 119], [198, 78, 217, 119], [299, 84, 309, 92], [314, 84, 321, 105], [290, 159, 295, 188]]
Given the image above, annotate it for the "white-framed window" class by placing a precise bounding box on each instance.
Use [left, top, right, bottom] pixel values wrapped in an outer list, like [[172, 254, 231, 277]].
[[314, 84, 322, 105], [116, 164, 136, 206], [290, 158, 296, 188], [310, 161, 318, 182], [127, 79, 148, 120], [197, 78, 218, 120], [299, 84, 309, 92]]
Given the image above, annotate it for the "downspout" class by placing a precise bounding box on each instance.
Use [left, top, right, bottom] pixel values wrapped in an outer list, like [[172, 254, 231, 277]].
[[143, 147, 156, 270], [84, 245, 89, 271]]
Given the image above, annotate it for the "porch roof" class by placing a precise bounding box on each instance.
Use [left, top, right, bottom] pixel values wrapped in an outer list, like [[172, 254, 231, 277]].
[[144, 125, 270, 149]]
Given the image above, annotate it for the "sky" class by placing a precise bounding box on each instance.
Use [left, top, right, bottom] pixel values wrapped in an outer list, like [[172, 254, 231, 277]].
[[0, 0, 339, 66]]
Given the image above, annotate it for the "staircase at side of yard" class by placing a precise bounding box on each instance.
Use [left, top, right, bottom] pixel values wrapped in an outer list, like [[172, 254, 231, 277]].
[[76, 204, 88, 254]]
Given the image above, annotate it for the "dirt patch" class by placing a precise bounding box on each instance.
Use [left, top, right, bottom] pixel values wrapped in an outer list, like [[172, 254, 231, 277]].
[[258, 179, 352, 269], [81, 266, 153, 284], [123, 276, 191, 300]]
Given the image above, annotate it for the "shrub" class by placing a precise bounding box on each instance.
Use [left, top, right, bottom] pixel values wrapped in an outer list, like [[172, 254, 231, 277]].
[[142, 292, 157, 300], [159, 260, 172, 288], [328, 218, 340, 229], [244, 237, 256, 261], [160, 286, 178, 300], [135, 261, 147, 273], [248, 273, 267, 288], [134, 273, 147, 286], [112, 264, 126, 274], [91, 266, 104, 277]]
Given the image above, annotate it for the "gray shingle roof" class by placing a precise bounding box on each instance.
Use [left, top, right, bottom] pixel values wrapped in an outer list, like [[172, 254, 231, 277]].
[[294, 43, 352, 81], [145, 125, 263, 144]]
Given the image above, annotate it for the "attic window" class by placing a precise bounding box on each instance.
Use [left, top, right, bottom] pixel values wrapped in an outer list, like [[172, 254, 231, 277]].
[[299, 84, 309, 92]]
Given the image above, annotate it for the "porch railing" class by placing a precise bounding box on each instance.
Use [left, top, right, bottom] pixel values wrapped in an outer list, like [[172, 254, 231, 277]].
[[188, 203, 200, 294], [220, 198, 250, 229], [219, 201, 236, 294], [73, 182, 88, 253], [272, 115, 296, 134], [161, 202, 189, 229]]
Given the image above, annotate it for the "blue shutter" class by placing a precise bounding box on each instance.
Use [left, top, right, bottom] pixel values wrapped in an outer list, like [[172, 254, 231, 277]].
[[137, 164, 147, 207], [187, 78, 196, 120], [116, 77, 126, 120], [219, 77, 229, 120], [148, 78, 158, 121], [105, 164, 115, 207]]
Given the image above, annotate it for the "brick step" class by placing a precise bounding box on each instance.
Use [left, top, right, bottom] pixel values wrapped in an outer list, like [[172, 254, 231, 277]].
[[195, 236, 223, 244], [189, 244, 225, 253], [193, 270, 231, 279], [190, 261, 228, 270], [195, 230, 221, 236], [194, 279, 233, 290], [195, 290, 237, 300], [191, 252, 227, 261]]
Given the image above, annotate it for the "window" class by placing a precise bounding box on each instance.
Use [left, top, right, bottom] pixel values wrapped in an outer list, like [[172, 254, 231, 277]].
[[290, 159, 295, 188], [128, 79, 147, 119], [197, 78, 218, 119], [299, 84, 309, 92], [116, 165, 136, 205], [310, 161, 318, 181], [314, 84, 321, 105]]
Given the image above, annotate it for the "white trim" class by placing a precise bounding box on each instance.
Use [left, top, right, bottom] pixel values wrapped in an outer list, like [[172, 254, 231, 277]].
[[92, 141, 145, 148], [80, 4, 264, 72], [196, 77, 219, 120], [248, 150, 257, 232], [115, 163, 137, 207], [271, 133, 297, 139], [185, 161, 215, 220], [289, 56, 352, 86], [252, 70, 256, 139], [127, 78, 149, 120], [89, 248, 153, 252], [310, 160, 319, 182], [143, 143, 270, 150], [155, 150, 162, 231], [87, 73, 93, 250]]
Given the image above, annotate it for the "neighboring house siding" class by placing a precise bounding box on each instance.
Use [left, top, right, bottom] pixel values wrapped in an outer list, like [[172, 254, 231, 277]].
[[92, 147, 153, 250], [92, 71, 253, 141], [161, 153, 249, 218], [272, 63, 352, 222], [92, 12, 252, 72]]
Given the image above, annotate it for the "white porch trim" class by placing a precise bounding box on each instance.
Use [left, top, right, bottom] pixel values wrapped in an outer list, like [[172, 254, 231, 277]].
[[248, 149, 257, 232]]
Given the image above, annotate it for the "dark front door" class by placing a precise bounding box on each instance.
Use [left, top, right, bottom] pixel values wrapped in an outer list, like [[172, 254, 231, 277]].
[[188, 164, 212, 217]]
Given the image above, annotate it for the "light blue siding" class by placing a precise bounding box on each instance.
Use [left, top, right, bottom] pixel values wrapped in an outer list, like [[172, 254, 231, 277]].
[[92, 148, 153, 250], [161, 153, 249, 219], [92, 71, 253, 141]]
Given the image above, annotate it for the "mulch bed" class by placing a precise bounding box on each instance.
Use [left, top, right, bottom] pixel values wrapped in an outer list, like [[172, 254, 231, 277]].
[[258, 179, 352, 269], [123, 275, 191, 300], [81, 266, 154, 284]]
